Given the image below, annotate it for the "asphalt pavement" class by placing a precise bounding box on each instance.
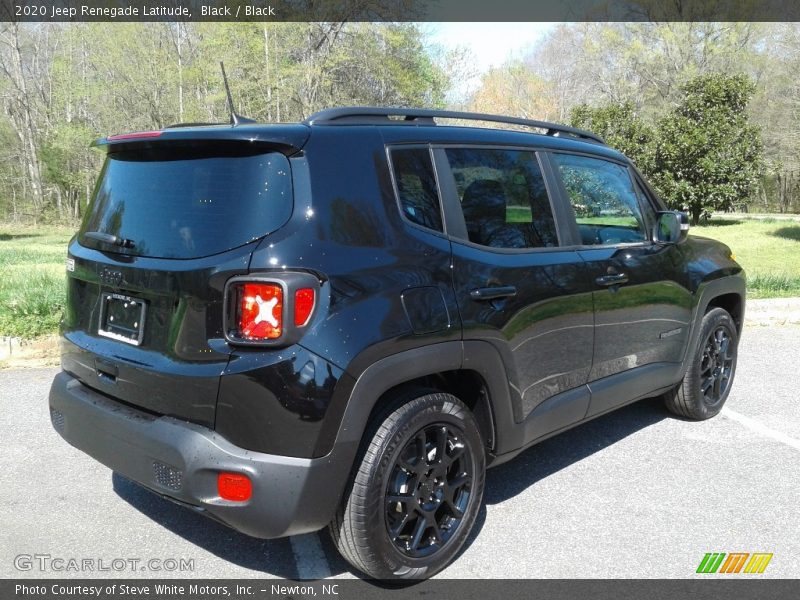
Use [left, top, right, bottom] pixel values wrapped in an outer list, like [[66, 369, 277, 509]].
[[1, 324, 798, 580]]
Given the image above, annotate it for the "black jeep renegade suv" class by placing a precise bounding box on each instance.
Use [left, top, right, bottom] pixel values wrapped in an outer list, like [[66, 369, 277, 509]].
[[49, 107, 745, 579]]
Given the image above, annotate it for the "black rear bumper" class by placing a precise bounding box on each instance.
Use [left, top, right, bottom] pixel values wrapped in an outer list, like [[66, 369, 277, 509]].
[[48, 371, 355, 539]]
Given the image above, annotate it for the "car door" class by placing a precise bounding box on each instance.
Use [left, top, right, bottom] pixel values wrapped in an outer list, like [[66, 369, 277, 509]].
[[547, 151, 693, 417], [434, 145, 595, 433]]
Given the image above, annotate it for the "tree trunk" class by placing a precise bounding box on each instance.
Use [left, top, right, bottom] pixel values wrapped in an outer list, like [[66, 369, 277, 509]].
[[4, 23, 45, 212]]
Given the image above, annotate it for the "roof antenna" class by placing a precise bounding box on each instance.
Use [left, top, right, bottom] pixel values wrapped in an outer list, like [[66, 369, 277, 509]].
[[220, 61, 256, 126]]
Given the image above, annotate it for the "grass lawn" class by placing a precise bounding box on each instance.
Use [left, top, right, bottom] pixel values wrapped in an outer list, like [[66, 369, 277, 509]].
[[0, 218, 798, 339], [692, 218, 800, 298], [0, 224, 74, 338]]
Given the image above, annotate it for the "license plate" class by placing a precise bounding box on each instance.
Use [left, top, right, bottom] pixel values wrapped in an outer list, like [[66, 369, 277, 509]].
[[98, 293, 147, 346]]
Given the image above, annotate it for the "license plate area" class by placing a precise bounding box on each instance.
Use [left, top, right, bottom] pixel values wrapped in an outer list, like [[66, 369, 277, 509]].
[[98, 293, 147, 346]]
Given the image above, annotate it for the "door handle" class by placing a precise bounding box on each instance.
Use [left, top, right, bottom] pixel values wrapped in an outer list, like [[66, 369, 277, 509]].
[[595, 272, 629, 287], [470, 286, 517, 301]]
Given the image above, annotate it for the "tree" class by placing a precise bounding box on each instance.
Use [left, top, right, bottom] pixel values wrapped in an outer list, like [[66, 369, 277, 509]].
[[570, 102, 655, 173], [651, 74, 764, 224], [467, 60, 556, 122], [0, 21, 454, 222]]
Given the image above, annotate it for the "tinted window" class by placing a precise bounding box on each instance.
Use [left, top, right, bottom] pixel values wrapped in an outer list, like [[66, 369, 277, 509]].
[[80, 147, 292, 259], [553, 153, 647, 246], [390, 148, 443, 232], [445, 148, 558, 249]]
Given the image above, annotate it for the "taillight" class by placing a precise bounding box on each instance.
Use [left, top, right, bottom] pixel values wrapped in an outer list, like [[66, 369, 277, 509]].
[[294, 288, 315, 327], [225, 274, 320, 346], [239, 282, 283, 340]]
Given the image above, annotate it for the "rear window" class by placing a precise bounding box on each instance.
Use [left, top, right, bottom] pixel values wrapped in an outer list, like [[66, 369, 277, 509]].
[[80, 147, 292, 259]]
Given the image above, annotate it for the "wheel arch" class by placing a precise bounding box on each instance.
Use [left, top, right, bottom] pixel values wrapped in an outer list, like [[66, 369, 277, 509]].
[[706, 292, 744, 334], [331, 341, 518, 460], [681, 275, 746, 373]]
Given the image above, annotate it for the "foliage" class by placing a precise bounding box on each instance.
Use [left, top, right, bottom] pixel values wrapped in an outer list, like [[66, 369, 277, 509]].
[[651, 74, 764, 224], [0, 225, 72, 338], [467, 60, 555, 121], [0, 21, 452, 223], [571, 75, 764, 225], [570, 102, 655, 172]]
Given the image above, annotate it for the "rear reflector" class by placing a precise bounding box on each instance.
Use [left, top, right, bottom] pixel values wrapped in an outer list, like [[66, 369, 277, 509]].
[[217, 472, 252, 502], [239, 282, 283, 340], [107, 130, 163, 141], [294, 288, 315, 327]]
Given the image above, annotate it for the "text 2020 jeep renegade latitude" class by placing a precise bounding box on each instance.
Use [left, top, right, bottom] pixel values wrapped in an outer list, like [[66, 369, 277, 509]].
[[49, 107, 745, 579]]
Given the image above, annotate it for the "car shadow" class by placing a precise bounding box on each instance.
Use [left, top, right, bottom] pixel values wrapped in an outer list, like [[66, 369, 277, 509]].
[[483, 396, 667, 505], [460, 396, 667, 552], [0, 232, 42, 241], [114, 396, 667, 581], [325, 396, 669, 581], [112, 473, 320, 578], [700, 218, 742, 227], [770, 226, 800, 242]]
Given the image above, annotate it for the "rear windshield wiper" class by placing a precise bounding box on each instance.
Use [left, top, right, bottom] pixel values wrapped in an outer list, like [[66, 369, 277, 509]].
[[83, 231, 135, 248]]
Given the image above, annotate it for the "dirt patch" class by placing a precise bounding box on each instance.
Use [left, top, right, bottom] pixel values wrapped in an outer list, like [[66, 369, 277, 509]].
[[0, 335, 60, 369], [745, 298, 800, 326]]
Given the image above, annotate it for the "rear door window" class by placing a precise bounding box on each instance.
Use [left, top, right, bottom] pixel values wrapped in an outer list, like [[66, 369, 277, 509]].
[[444, 147, 559, 249], [80, 147, 292, 259]]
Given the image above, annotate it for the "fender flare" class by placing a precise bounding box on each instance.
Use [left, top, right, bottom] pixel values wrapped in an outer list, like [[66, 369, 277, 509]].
[[680, 275, 746, 373], [330, 339, 517, 453]]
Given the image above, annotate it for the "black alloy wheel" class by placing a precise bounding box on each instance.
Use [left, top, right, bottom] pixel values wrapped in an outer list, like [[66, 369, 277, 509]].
[[699, 324, 735, 408], [663, 307, 739, 420], [385, 423, 475, 558], [330, 392, 485, 579]]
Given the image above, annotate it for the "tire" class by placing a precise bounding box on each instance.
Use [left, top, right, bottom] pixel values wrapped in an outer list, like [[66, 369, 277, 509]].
[[329, 391, 486, 580], [664, 307, 739, 420]]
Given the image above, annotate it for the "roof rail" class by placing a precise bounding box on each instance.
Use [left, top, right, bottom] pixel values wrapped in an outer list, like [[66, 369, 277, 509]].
[[303, 107, 606, 145]]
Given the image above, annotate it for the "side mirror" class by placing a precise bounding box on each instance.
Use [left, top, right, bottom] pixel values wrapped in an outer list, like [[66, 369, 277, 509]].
[[654, 211, 689, 244]]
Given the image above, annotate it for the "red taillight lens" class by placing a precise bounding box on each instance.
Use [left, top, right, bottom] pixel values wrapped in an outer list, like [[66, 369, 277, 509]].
[[294, 288, 315, 327], [217, 472, 252, 502], [239, 283, 283, 340]]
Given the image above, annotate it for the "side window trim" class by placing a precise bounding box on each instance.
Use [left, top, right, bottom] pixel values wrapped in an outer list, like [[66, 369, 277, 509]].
[[431, 143, 566, 254], [538, 151, 581, 247], [629, 171, 657, 237], [431, 148, 468, 240], [385, 144, 447, 237], [630, 165, 667, 211]]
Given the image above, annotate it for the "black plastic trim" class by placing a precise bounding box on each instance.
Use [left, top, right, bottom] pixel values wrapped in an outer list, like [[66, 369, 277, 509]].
[[304, 107, 606, 144], [49, 371, 355, 538]]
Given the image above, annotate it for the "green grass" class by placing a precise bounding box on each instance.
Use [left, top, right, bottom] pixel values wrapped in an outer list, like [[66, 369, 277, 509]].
[[692, 219, 800, 298], [0, 218, 798, 339], [0, 225, 73, 338]]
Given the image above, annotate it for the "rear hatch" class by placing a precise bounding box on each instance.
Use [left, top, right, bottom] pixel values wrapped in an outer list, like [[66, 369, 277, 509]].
[[62, 127, 306, 427]]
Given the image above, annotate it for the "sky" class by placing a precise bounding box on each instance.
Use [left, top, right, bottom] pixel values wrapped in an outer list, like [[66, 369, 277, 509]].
[[423, 22, 557, 100], [426, 22, 556, 71]]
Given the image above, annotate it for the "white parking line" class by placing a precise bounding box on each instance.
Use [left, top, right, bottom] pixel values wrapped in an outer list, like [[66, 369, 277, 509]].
[[289, 533, 332, 580], [723, 407, 800, 452]]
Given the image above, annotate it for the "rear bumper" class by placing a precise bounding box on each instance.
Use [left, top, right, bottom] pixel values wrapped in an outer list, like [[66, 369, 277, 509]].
[[48, 371, 355, 539]]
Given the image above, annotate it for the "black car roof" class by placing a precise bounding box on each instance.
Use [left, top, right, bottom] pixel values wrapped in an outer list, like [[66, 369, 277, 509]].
[[93, 107, 626, 163]]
